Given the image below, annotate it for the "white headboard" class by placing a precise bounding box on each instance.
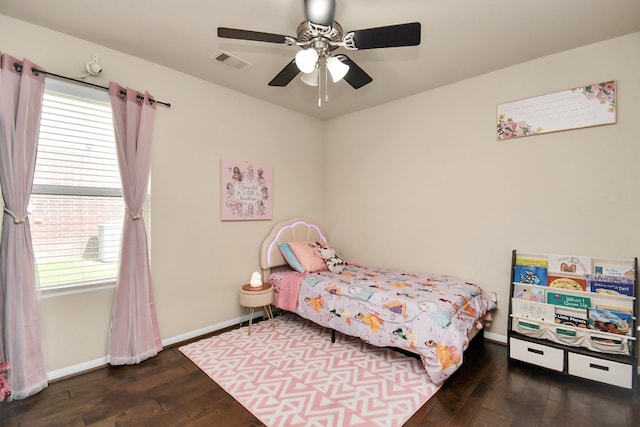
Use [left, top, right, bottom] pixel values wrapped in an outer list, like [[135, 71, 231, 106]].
[[259, 217, 328, 279]]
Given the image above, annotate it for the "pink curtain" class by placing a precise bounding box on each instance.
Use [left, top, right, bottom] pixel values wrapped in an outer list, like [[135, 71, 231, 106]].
[[0, 54, 48, 399], [106, 82, 162, 365]]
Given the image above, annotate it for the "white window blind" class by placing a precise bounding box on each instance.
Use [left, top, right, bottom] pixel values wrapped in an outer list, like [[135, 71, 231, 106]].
[[31, 79, 124, 289]]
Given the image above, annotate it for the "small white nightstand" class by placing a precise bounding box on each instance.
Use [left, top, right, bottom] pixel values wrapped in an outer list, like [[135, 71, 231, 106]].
[[238, 283, 275, 335]]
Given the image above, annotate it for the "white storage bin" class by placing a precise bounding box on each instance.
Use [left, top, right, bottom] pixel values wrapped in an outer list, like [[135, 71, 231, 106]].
[[510, 337, 564, 372], [568, 352, 633, 389]]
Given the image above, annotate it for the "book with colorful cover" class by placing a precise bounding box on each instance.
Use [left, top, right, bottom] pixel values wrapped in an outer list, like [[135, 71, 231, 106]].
[[548, 254, 592, 275], [515, 257, 548, 268], [554, 307, 588, 328], [513, 283, 545, 303], [547, 291, 590, 309], [588, 308, 632, 335], [593, 260, 635, 277], [514, 265, 548, 286], [548, 275, 587, 291], [595, 305, 632, 316], [586, 274, 634, 296]]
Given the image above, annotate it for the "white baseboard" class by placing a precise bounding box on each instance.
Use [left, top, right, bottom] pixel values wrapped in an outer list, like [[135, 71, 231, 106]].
[[47, 311, 264, 381], [161, 313, 250, 347], [47, 357, 108, 381], [484, 331, 507, 344]]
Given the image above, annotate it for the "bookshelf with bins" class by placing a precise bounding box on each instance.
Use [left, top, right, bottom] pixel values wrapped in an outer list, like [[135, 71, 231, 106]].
[[508, 249, 638, 390]]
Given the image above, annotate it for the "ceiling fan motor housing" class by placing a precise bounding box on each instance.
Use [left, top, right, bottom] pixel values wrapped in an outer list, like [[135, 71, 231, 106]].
[[297, 21, 343, 55]]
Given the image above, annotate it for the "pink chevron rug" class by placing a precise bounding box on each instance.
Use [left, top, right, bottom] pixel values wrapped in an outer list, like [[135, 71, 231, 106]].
[[179, 314, 440, 427]]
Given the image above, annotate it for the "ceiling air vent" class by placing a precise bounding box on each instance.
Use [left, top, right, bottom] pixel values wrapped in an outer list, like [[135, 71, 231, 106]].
[[211, 51, 252, 71]]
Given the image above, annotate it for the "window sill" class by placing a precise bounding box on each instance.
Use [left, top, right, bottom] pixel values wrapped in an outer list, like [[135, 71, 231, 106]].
[[39, 281, 117, 298]]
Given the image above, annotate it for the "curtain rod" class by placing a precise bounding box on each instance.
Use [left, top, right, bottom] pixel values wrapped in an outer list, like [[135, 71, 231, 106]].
[[32, 68, 171, 108]]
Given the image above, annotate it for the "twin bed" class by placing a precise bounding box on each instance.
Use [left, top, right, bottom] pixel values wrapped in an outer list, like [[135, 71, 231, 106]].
[[259, 217, 496, 384]]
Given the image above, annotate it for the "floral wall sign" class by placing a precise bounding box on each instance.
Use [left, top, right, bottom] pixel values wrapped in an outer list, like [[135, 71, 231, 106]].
[[497, 81, 616, 140], [220, 159, 272, 221]]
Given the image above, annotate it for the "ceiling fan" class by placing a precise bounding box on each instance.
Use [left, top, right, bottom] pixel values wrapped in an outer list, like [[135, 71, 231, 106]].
[[217, 0, 421, 105]]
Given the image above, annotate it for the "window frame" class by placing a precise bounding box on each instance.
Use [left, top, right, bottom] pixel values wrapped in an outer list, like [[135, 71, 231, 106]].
[[32, 78, 124, 294]]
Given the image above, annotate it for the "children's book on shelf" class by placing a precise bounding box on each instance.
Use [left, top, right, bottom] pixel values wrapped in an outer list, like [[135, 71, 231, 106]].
[[547, 291, 590, 309], [588, 308, 632, 335], [548, 254, 592, 275], [593, 260, 635, 277], [548, 274, 587, 291], [513, 283, 545, 303], [554, 307, 588, 328], [512, 298, 554, 322], [586, 274, 634, 296], [514, 264, 548, 286], [515, 257, 548, 268], [596, 304, 632, 314]]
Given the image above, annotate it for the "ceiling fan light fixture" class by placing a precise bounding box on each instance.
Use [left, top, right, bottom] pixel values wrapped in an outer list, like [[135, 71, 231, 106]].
[[326, 56, 349, 82], [295, 48, 319, 73], [301, 68, 319, 86], [304, 0, 335, 26]]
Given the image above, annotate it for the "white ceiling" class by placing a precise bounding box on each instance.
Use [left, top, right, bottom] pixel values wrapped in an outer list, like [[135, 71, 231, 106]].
[[1, 0, 639, 120]]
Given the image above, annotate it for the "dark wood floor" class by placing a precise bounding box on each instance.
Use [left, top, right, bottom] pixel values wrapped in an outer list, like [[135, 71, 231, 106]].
[[3, 320, 639, 426]]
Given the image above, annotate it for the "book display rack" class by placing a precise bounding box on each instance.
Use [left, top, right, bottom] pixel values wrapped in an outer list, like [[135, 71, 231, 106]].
[[508, 250, 638, 390]]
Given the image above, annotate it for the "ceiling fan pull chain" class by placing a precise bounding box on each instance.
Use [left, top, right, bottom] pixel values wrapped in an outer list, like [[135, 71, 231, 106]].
[[324, 59, 329, 103], [318, 70, 322, 107]]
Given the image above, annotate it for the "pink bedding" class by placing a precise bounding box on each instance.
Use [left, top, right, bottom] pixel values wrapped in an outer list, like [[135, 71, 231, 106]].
[[276, 271, 306, 311], [269, 264, 496, 384]]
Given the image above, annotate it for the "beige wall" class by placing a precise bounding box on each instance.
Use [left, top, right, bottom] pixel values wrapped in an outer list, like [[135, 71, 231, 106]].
[[324, 32, 640, 340], [0, 15, 326, 375]]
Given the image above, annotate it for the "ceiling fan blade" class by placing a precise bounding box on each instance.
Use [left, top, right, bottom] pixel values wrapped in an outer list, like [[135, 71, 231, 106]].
[[218, 27, 291, 44], [345, 22, 421, 50], [337, 55, 373, 89], [268, 60, 301, 87], [304, 0, 335, 26]]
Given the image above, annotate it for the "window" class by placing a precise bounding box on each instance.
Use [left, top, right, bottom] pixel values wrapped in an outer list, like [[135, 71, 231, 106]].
[[31, 79, 123, 290]]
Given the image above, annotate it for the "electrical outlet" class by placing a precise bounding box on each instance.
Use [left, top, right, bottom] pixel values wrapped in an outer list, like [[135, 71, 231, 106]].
[[92, 53, 99, 63], [490, 292, 498, 305]]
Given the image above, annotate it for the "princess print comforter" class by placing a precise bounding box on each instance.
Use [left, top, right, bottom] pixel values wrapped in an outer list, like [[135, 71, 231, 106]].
[[269, 264, 495, 384]]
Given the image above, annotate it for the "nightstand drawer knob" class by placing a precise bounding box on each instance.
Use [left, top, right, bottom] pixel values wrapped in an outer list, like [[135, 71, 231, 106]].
[[527, 347, 544, 355]]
